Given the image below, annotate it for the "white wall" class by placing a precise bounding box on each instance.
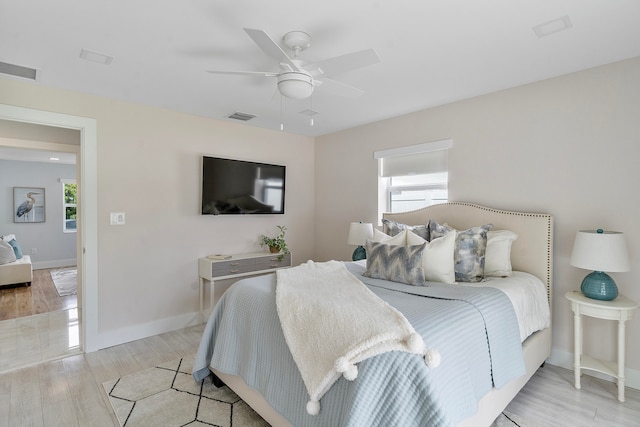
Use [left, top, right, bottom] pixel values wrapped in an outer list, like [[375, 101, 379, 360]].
[[0, 77, 315, 345], [0, 159, 77, 268], [315, 56, 640, 382]]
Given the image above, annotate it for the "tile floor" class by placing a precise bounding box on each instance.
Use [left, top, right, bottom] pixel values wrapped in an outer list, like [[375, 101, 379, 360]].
[[0, 308, 81, 374]]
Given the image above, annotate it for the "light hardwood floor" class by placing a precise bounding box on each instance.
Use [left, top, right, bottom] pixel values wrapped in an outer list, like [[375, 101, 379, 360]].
[[0, 268, 77, 321], [0, 323, 639, 426]]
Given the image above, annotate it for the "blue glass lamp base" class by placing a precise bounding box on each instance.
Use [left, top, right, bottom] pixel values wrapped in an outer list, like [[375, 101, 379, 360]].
[[352, 245, 366, 261], [580, 271, 618, 301]]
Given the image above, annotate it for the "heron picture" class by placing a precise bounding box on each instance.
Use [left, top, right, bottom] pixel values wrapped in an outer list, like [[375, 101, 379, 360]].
[[13, 187, 46, 223]]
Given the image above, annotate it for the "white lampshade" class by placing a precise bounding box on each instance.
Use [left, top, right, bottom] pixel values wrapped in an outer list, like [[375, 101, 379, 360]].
[[570, 229, 630, 272], [348, 222, 373, 246]]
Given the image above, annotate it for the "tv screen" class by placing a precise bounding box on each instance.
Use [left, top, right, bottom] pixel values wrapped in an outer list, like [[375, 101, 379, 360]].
[[201, 156, 286, 215]]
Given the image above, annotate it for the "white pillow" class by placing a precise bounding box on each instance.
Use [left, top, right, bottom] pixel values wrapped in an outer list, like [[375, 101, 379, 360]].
[[0, 239, 17, 265], [0, 234, 16, 242], [485, 230, 518, 277], [372, 228, 407, 245], [407, 230, 456, 284]]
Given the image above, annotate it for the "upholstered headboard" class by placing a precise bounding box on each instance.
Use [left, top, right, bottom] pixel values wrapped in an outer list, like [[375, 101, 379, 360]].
[[383, 202, 553, 306]]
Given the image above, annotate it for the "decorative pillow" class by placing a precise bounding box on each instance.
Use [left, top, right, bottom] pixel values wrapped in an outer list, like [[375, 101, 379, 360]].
[[363, 240, 426, 286], [1, 234, 24, 259], [372, 228, 407, 245], [381, 219, 429, 241], [406, 230, 456, 284], [0, 240, 17, 265], [429, 220, 494, 282], [8, 239, 23, 259], [485, 230, 518, 277]]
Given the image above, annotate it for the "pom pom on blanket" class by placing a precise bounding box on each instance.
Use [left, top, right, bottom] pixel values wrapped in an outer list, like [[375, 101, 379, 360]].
[[424, 348, 442, 368], [307, 399, 320, 415], [335, 356, 358, 380]]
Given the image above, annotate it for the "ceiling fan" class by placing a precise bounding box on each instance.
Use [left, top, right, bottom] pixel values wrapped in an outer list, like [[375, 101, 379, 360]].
[[207, 28, 381, 100]]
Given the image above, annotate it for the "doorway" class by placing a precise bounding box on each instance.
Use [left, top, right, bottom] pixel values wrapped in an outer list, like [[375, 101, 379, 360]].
[[0, 104, 99, 364]]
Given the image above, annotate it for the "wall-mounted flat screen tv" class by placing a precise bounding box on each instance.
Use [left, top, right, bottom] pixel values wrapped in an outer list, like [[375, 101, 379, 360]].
[[201, 156, 286, 215]]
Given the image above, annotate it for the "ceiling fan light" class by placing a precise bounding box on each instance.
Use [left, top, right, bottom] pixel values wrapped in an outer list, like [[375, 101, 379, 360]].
[[278, 72, 314, 99]]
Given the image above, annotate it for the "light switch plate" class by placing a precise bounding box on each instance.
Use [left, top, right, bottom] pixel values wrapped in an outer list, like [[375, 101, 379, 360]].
[[110, 212, 125, 225]]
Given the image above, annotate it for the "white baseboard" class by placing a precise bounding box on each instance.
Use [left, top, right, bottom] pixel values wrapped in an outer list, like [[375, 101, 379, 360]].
[[548, 347, 640, 391], [33, 258, 77, 270], [95, 311, 202, 351]]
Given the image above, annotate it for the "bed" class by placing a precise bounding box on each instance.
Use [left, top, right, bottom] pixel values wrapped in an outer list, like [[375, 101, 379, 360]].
[[193, 202, 553, 426]]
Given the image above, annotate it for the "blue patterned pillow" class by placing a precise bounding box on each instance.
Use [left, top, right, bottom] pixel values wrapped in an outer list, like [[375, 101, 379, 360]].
[[363, 240, 426, 286], [429, 220, 493, 282], [381, 219, 429, 241]]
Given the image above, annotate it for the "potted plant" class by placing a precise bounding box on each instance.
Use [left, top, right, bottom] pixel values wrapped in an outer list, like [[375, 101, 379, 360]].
[[260, 225, 290, 260]]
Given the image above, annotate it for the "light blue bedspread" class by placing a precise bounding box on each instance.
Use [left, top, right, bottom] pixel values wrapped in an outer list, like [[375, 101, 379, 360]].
[[193, 262, 524, 427]]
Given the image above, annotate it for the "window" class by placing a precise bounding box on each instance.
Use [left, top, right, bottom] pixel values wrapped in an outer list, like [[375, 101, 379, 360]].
[[62, 179, 77, 233], [375, 140, 451, 214], [387, 172, 448, 213]]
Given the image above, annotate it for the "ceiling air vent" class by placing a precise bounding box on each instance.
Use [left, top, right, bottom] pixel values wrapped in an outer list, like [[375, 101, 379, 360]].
[[227, 112, 256, 122], [0, 61, 38, 80], [298, 109, 319, 117]]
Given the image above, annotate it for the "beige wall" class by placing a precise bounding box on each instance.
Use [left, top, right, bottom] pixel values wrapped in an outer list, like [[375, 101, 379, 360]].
[[0, 78, 315, 338], [316, 56, 640, 381], [2, 55, 639, 385]]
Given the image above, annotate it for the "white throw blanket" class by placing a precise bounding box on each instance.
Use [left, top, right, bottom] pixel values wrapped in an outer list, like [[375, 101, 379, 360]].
[[276, 260, 441, 415]]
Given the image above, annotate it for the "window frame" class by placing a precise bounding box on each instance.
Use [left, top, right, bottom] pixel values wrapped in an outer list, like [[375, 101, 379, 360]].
[[374, 139, 452, 217], [62, 178, 77, 233], [386, 177, 448, 213]]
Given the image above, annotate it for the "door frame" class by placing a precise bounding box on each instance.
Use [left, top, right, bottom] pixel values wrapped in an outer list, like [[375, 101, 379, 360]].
[[0, 103, 99, 352]]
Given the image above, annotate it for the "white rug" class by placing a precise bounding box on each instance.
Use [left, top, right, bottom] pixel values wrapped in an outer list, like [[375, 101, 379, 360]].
[[103, 355, 269, 427], [50, 267, 77, 296], [103, 356, 531, 427]]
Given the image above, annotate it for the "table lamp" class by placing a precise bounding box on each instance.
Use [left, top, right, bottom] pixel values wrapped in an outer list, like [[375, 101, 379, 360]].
[[569, 229, 630, 301], [348, 222, 373, 261]]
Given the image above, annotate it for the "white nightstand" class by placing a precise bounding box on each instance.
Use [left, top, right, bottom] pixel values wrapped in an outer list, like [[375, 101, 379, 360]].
[[565, 290, 638, 402]]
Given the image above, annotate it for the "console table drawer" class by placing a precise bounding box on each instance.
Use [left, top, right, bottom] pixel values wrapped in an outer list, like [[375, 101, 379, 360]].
[[255, 253, 291, 269], [210, 258, 255, 275], [211, 264, 256, 277]]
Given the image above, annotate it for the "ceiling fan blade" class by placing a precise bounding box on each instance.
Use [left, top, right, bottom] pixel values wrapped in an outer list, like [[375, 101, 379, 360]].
[[206, 70, 278, 77], [244, 28, 300, 71], [309, 49, 380, 78], [316, 78, 365, 99]]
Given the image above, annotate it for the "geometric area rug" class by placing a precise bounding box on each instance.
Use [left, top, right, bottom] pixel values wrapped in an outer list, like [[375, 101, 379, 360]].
[[102, 355, 530, 427], [50, 267, 77, 296], [102, 355, 269, 427]]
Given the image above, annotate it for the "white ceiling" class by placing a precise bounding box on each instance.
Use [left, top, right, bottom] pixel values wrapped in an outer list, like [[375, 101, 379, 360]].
[[1, 1, 640, 137], [0, 119, 80, 164], [0, 146, 76, 165]]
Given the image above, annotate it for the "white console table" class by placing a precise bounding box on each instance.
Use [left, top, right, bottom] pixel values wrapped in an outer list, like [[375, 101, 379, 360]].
[[198, 251, 292, 322]]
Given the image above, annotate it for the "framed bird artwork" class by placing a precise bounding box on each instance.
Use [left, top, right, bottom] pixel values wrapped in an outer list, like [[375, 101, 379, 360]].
[[13, 187, 45, 223]]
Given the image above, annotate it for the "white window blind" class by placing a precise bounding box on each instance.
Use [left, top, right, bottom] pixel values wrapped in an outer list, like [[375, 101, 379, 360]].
[[374, 139, 452, 214], [379, 149, 448, 177], [374, 139, 452, 176]]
